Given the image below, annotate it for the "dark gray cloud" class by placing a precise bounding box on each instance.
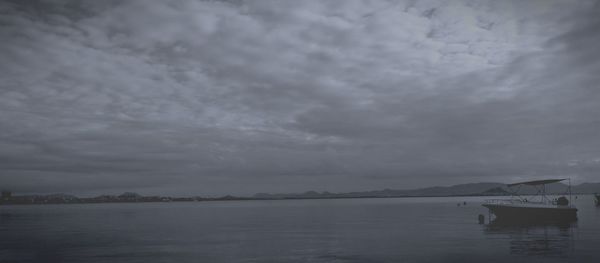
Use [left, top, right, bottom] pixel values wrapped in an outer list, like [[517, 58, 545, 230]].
[[1, 0, 600, 196]]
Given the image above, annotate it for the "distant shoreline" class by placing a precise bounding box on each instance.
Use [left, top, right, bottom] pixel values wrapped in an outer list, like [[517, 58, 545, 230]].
[[4, 181, 597, 206], [1, 192, 594, 206]]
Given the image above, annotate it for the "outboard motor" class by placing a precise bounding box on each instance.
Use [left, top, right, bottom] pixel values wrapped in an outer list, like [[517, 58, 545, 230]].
[[557, 196, 569, 206]]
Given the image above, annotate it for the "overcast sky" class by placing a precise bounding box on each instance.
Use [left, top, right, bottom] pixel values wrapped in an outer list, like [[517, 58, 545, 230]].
[[1, 0, 600, 196]]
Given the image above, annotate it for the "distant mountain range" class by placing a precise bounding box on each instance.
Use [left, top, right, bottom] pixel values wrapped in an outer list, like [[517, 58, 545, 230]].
[[4, 182, 600, 206], [253, 182, 600, 199]]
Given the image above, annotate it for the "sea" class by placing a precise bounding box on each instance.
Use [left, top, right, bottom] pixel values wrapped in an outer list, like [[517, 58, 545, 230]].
[[1, 195, 599, 263]]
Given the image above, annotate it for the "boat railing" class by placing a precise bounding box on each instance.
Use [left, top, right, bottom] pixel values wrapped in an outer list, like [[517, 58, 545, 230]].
[[485, 199, 520, 205], [484, 198, 576, 207], [484, 199, 551, 205]]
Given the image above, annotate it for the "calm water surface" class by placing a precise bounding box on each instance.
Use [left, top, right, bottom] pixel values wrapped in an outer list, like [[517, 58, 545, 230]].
[[1, 196, 599, 263]]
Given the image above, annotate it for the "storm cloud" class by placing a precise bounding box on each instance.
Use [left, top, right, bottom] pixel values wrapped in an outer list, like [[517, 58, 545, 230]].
[[1, 0, 600, 196]]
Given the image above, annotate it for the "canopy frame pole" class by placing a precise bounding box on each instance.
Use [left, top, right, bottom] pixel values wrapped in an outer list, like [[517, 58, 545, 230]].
[[569, 178, 572, 206], [543, 184, 546, 203]]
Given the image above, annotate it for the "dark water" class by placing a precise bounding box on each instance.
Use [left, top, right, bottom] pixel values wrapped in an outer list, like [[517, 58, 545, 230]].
[[1, 196, 599, 263]]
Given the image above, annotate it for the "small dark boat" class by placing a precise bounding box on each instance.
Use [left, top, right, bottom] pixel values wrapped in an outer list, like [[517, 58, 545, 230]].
[[595, 194, 600, 206], [482, 179, 578, 223]]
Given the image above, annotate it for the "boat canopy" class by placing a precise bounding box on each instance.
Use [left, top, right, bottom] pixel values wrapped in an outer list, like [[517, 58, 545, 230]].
[[507, 179, 565, 187]]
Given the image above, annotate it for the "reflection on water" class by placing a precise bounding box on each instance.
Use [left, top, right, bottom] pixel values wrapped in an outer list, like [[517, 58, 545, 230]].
[[484, 219, 576, 257]]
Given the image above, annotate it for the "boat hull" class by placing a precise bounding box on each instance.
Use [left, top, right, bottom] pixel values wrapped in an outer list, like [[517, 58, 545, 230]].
[[483, 204, 577, 223]]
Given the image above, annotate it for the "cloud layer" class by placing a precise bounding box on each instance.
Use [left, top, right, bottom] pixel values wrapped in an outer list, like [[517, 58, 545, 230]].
[[1, 0, 600, 195]]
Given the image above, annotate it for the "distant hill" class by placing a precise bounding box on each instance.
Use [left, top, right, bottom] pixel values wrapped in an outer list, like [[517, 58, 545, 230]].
[[480, 187, 510, 195], [571, 183, 600, 194], [253, 182, 600, 199]]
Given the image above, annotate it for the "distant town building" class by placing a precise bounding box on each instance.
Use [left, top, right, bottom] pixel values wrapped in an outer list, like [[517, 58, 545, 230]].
[[118, 192, 141, 198], [118, 192, 142, 201]]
